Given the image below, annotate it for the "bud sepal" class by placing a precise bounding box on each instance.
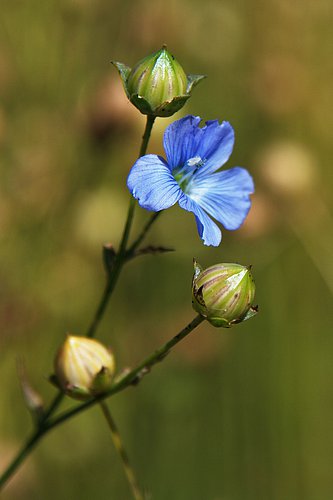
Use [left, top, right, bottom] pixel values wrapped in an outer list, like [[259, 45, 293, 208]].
[[192, 260, 258, 328], [112, 46, 205, 117]]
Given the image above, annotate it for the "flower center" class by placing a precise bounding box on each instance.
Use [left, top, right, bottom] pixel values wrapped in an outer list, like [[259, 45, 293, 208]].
[[173, 156, 205, 192]]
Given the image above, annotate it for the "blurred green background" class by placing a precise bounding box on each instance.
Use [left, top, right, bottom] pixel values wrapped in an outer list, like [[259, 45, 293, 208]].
[[1, 0, 332, 498]]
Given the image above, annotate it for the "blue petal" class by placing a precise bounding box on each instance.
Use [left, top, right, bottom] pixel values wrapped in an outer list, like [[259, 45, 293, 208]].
[[163, 115, 202, 169], [189, 167, 254, 230], [127, 155, 182, 211], [178, 194, 222, 246], [195, 120, 235, 175]]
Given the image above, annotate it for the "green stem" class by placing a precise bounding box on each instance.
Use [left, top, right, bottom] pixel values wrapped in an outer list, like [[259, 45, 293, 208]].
[[47, 314, 205, 429], [138, 115, 156, 158], [0, 315, 204, 490], [41, 391, 64, 422], [0, 428, 46, 489], [126, 211, 161, 258], [38, 115, 158, 424], [88, 114, 156, 337], [100, 402, 144, 500]]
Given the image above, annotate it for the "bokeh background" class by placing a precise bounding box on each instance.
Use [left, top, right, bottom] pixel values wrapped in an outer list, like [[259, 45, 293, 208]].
[[1, 0, 332, 498]]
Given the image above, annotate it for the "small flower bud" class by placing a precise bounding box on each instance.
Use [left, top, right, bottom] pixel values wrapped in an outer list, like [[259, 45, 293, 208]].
[[54, 335, 116, 400], [192, 260, 258, 328], [103, 242, 116, 275], [17, 358, 44, 423], [112, 46, 205, 117]]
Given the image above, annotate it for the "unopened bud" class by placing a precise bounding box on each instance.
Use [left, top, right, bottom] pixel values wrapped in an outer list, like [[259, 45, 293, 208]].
[[54, 335, 116, 400], [192, 260, 258, 328], [103, 243, 116, 275], [17, 358, 44, 423], [112, 46, 205, 117]]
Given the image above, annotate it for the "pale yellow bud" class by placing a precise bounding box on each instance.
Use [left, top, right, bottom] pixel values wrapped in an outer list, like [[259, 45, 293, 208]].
[[54, 335, 116, 400]]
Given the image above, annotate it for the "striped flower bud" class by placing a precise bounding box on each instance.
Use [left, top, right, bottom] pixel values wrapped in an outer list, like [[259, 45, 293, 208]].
[[192, 260, 258, 328], [112, 46, 205, 117], [54, 335, 116, 400]]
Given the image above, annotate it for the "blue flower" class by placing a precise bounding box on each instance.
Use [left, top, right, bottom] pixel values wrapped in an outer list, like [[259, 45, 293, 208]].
[[127, 115, 254, 246]]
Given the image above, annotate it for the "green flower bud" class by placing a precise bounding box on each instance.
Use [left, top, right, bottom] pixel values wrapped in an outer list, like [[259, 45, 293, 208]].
[[54, 335, 116, 400], [192, 260, 258, 328], [112, 46, 205, 117]]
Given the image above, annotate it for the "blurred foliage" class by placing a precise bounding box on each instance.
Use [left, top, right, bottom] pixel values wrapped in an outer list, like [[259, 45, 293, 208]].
[[1, 0, 333, 498]]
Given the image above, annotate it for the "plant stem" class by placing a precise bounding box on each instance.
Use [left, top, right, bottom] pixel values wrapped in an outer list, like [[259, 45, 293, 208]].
[[37, 115, 158, 426], [88, 114, 156, 338], [126, 212, 161, 258], [0, 428, 45, 489], [0, 314, 204, 490], [138, 115, 156, 158], [47, 315, 205, 429], [100, 402, 144, 500], [41, 391, 64, 422]]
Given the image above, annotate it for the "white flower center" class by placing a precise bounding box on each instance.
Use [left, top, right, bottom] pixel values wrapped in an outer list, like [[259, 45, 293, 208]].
[[173, 156, 205, 193], [186, 156, 203, 168]]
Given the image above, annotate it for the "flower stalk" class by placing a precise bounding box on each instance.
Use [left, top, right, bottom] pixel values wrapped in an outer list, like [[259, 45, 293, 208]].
[[87, 114, 156, 338], [36, 114, 158, 421], [100, 402, 144, 500], [0, 113, 160, 491], [0, 314, 204, 491]]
